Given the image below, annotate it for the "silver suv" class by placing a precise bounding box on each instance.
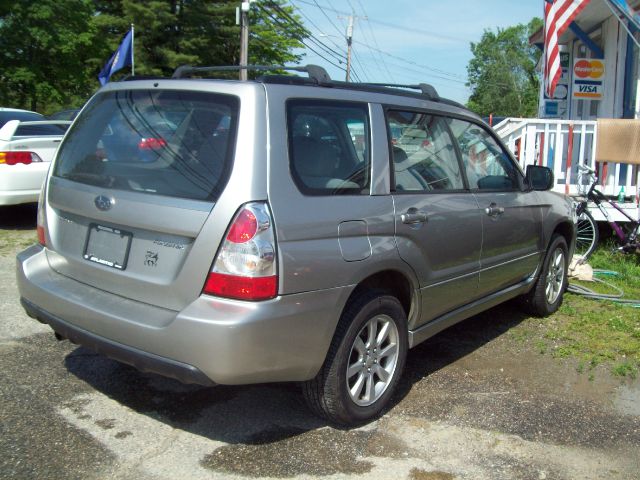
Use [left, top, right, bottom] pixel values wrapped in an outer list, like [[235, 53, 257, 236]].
[[17, 65, 575, 426]]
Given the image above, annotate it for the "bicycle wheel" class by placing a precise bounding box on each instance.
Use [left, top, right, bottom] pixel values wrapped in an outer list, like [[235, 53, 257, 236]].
[[574, 209, 598, 260]]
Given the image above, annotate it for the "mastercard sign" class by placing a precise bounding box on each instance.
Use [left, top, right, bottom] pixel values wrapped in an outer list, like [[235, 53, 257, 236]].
[[572, 58, 605, 100]]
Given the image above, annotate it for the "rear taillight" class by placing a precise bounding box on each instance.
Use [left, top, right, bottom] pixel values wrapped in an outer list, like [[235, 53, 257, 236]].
[[0, 151, 42, 165], [203, 202, 277, 301], [138, 138, 167, 150], [36, 182, 47, 246]]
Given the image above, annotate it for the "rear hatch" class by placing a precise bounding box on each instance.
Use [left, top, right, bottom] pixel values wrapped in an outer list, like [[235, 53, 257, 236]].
[[44, 86, 240, 311]]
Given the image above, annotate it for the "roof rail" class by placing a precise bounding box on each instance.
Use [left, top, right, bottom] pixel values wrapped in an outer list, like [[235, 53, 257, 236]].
[[171, 64, 332, 84], [358, 82, 440, 101]]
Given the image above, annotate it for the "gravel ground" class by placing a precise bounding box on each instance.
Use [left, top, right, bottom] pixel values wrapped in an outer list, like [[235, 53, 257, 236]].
[[1, 204, 639, 480]]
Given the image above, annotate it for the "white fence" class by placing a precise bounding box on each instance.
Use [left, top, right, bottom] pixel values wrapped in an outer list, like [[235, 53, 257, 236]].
[[495, 118, 640, 222]]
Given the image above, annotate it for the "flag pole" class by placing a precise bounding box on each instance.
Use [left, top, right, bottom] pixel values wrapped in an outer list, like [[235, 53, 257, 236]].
[[131, 23, 135, 76]]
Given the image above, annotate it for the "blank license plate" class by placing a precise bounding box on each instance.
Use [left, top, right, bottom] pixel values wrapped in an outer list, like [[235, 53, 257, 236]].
[[83, 224, 132, 270]]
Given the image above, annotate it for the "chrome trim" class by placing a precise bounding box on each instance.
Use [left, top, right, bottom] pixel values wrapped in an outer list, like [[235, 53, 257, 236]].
[[479, 251, 541, 273]]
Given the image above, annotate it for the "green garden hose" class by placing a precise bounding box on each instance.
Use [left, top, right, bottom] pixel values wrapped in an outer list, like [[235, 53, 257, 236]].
[[567, 269, 640, 307]]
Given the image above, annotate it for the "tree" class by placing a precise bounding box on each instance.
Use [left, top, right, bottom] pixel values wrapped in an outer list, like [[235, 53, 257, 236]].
[[0, 0, 99, 113], [92, 0, 308, 79], [0, 0, 308, 113], [466, 18, 543, 118]]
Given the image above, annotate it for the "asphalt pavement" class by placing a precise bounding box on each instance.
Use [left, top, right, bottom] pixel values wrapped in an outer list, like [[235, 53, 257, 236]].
[[1, 205, 639, 480]]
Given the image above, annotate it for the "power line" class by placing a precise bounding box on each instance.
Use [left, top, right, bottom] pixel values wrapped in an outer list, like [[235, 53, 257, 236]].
[[289, 0, 346, 56], [351, 39, 467, 83], [293, 0, 472, 44], [350, 47, 371, 82], [266, 2, 345, 63], [257, 2, 347, 70], [262, 1, 345, 63], [310, 0, 344, 38], [356, 0, 395, 83]]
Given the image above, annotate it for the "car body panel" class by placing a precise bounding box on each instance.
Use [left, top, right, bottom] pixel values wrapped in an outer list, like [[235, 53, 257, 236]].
[[17, 244, 350, 384], [16, 76, 576, 388], [474, 189, 543, 296], [0, 119, 70, 205]]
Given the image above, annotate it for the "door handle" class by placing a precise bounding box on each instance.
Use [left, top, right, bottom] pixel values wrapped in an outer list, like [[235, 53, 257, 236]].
[[401, 210, 428, 224], [485, 203, 505, 217]]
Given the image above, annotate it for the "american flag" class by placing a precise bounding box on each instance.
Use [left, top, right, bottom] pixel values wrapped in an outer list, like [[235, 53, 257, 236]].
[[544, 0, 591, 98]]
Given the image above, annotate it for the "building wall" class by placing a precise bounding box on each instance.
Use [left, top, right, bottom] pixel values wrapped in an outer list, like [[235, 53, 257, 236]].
[[541, 14, 631, 121]]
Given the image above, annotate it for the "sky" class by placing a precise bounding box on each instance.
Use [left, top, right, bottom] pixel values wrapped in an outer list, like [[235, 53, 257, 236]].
[[284, 0, 543, 104]]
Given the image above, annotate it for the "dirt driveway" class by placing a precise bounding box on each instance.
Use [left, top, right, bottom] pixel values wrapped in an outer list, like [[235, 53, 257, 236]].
[[1, 204, 639, 480]]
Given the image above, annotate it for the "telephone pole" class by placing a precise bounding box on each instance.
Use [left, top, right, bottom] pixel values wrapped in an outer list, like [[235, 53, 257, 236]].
[[345, 16, 354, 82], [238, 1, 254, 81], [338, 14, 364, 82]]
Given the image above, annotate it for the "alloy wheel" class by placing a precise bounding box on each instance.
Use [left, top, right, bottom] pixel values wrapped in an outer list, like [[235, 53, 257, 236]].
[[545, 248, 565, 304], [346, 314, 400, 407]]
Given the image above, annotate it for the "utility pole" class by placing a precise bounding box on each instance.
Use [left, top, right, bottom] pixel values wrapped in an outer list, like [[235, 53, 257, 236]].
[[338, 14, 365, 82], [345, 15, 354, 82], [238, 1, 253, 81]]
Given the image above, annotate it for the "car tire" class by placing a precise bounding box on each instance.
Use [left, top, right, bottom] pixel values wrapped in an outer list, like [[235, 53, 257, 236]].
[[302, 291, 408, 426], [522, 234, 569, 317]]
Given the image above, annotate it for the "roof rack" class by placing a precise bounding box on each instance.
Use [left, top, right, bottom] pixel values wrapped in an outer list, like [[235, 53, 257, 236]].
[[358, 83, 440, 101], [169, 64, 457, 106], [172, 64, 331, 84]]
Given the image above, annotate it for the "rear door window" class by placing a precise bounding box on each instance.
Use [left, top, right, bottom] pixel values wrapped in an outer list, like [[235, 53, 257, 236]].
[[287, 101, 370, 195], [54, 90, 238, 202]]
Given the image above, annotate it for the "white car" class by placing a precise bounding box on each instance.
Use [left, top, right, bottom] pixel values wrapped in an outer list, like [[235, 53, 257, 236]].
[[0, 118, 71, 205], [0, 108, 43, 128]]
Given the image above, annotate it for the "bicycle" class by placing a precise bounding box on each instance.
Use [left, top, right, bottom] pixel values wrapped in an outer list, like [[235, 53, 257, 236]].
[[573, 164, 640, 260]]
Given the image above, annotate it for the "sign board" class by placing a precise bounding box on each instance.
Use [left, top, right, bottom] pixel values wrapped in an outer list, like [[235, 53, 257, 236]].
[[572, 58, 605, 100], [543, 50, 570, 118], [544, 100, 567, 117]]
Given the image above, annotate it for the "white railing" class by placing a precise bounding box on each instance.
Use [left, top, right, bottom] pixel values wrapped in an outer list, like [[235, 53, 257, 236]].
[[495, 118, 640, 222]]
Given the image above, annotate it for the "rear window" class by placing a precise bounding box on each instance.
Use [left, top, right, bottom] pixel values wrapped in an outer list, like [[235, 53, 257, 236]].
[[15, 123, 69, 136], [53, 90, 238, 202], [0, 111, 43, 128]]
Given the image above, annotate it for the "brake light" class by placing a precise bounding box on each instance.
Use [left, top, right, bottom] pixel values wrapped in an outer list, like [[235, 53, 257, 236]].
[[0, 151, 42, 165], [226, 209, 257, 243], [203, 202, 277, 301], [138, 138, 167, 150]]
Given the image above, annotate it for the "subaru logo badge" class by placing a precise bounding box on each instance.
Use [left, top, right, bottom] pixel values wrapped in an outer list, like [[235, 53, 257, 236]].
[[94, 195, 114, 211]]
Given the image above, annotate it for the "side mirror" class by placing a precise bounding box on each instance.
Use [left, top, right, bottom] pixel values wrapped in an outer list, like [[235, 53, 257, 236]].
[[526, 165, 554, 191]]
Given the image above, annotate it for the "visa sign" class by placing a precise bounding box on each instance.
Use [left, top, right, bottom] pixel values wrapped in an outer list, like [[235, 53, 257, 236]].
[[572, 58, 605, 100]]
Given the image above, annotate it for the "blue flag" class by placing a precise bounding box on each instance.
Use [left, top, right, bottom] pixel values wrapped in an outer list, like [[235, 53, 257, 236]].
[[98, 30, 133, 86]]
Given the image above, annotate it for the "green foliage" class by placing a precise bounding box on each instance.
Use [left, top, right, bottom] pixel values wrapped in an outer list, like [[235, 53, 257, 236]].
[[508, 243, 640, 379], [0, 0, 307, 113], [466, 18, 543, 118], [0, 0, 98, 112]]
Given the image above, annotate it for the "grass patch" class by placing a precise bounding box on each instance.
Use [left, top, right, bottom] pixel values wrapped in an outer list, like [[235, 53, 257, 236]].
[[0, 229, 37, 256], [539, 243, 640, 377]]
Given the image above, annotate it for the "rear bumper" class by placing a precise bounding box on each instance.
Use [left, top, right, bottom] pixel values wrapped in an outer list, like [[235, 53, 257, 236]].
[[0, 163, 48, 205], [21, 297, 214, 386], [17, 245, 350, 385]]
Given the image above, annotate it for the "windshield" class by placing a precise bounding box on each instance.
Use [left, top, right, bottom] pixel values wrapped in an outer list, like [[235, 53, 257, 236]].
[[54, 89, 238, 202]]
